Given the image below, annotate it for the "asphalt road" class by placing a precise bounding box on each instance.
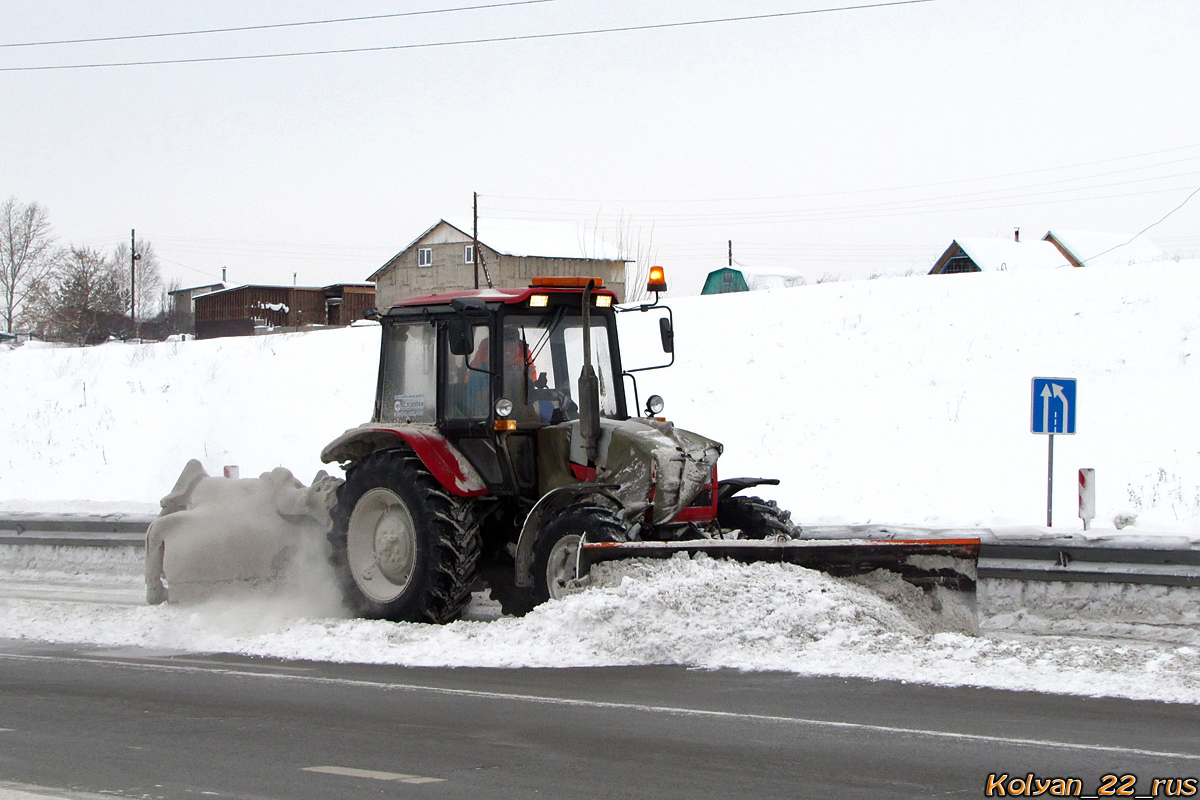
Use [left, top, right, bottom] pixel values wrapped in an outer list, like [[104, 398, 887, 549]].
[[1, 639, 1198, 800]]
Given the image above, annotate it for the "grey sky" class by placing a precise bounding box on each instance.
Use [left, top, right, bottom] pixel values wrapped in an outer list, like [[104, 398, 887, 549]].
[[3, 0, 1198, 295]]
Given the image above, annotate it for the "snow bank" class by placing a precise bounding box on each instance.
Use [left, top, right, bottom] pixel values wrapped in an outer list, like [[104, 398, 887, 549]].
[[623, 261, 1200, 534], [1, 555, 1197, 704], [5, 262, 1198, 535]]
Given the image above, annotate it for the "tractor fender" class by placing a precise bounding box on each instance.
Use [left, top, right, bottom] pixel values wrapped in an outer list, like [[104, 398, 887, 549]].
[[514, 483, 622, 588], [716, 477, 780, 503], [320, 423, 488, 498]]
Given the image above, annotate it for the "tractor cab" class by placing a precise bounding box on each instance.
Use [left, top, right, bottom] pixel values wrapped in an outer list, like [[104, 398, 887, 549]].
[[370, 278, 632, 499]]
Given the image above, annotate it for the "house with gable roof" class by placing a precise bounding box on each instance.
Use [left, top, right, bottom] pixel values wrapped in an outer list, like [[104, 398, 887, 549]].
[[369, 220, 629, 309], [928, 237, 1067, 274], [930, 230, 1164, 275]]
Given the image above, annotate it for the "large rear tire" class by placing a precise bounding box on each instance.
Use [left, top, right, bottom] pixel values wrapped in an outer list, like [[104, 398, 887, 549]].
[[717, 495, 794, 539], [329, 449, 481, 623], [532, 502, 625, 604]]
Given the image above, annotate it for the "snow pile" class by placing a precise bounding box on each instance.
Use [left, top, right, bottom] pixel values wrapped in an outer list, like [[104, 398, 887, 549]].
[[1, 555, 1197, 703]]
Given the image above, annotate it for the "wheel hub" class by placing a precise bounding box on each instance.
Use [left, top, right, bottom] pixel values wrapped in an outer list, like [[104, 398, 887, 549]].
[[347, 487, 419, 603], [545, 533, 582, 601], [374, 508, 416, 584]]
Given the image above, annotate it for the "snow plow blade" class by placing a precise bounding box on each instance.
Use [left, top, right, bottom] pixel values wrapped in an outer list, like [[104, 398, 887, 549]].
[[577, 537, 981, 593]]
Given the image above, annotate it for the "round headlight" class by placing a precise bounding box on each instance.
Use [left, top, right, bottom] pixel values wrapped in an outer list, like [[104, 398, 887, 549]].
[[645, 394, 664, 416], [495, 398, 514, 418]]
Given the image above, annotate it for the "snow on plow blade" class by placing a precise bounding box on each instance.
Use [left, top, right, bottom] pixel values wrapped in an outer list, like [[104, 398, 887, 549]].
[[578, 537, 981, 594], [145, 459, 343, 605]]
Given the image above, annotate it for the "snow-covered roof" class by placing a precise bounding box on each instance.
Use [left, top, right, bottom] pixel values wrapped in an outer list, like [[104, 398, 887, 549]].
[[934, 239, 1067, 273], [739, 267, 807, 289], [1044, 230, 1163, 268], [168, 282, 226, 296]]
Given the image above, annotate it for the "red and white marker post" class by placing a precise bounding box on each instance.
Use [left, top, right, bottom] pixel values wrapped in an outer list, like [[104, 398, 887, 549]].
[[1078, 468, 1095, 530]]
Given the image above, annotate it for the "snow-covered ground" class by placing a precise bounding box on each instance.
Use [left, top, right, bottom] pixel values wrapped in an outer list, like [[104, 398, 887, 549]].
[[4, 260, 1199, 535], [2, 261, 1199, 702]]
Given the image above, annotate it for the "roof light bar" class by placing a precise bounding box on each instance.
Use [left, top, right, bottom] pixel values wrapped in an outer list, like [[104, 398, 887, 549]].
[[530, 276, 605, 288]]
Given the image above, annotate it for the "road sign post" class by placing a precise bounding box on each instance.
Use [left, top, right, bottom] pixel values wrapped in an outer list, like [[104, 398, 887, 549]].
[[1031, 378, 1077, 527]]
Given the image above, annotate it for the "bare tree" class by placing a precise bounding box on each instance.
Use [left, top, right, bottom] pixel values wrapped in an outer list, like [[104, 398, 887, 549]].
[[0, 197, 61, 333], [578, 212, 658, 303], [111, 237, 163, 321], [34, 247, 130, 344]]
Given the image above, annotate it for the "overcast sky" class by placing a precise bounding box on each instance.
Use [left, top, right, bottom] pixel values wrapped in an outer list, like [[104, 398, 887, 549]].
[[3, 0, 1198, 296]]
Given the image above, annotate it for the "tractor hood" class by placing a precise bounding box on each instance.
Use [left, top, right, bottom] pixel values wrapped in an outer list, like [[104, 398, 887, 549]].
[[541, 417, 723, 524]]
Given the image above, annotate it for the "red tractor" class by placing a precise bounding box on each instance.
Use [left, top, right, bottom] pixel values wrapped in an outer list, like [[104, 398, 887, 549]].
[[320, 272, 977, 623]]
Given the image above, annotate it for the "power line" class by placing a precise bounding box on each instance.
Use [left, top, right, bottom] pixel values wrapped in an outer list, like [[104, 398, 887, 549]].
[[1077, 186, 1200, 266], [0, 0, 560, 48], [485, 143, 1200, 204], [0, 0, 935, 72], [484, 184, 1200, 229], [480, 167, 1200, 226]]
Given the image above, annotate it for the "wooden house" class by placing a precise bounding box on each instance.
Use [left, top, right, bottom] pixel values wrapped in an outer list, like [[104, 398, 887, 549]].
[[194, 283, 375, 339]]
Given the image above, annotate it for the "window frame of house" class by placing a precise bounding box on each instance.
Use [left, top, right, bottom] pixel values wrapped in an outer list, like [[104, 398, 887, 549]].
[[465, 245, 475, 264], [418, 248, 433, 268]]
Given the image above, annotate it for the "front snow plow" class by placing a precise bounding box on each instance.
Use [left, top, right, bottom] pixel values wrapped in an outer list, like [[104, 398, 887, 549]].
[[577, 536, 980, 593]]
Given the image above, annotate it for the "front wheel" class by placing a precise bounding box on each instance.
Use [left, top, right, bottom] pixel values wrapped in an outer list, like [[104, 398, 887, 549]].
[[329, 449, 480, 623], [717, 495, 795, 539], [531, 502, 626, 604]]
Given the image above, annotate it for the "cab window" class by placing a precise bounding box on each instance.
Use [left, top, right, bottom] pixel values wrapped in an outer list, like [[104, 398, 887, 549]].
[[378, 321, 437, 423]]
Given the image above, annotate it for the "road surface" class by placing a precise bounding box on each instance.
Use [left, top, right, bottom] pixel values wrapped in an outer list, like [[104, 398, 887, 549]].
[[1, 639, 1198, 799]]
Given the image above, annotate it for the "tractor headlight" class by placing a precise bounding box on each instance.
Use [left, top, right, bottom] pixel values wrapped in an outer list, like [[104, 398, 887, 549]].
[[645, 394, 664, 416], [495, 398, 514, 418]]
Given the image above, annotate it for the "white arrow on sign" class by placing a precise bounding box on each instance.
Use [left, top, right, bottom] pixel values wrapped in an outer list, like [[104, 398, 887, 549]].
[[1041, 384, 1053, 432], [1052, 383, 1069, 432]]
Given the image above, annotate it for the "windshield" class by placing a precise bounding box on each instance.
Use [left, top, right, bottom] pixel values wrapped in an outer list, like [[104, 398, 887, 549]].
[[498, 311, 620, 424]]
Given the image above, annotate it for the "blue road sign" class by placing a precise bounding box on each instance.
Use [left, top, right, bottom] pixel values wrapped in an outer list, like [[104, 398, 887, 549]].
[[1031, 377, 1077, 435]]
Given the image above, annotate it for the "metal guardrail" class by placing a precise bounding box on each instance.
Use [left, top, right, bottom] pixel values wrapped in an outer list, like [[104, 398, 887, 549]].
[[2, 514, 1198, 587], [978, 541, 1200, 588], [0, 513, 152, 548]]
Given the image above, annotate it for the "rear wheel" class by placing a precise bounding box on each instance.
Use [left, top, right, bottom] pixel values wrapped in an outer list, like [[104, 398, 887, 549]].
[[329, 449, 481, 623], [717, 495, 794, 539], [532, 502, 625, 604]]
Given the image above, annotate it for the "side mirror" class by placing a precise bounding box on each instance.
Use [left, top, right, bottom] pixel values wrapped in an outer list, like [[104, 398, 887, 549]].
[[659, 316, 674, 354], [447, 318, 473, 356]]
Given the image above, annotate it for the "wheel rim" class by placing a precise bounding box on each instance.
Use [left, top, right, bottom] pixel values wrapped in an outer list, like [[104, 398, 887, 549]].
[[544, 533, 582, 601], [347, 487, 418, 603]]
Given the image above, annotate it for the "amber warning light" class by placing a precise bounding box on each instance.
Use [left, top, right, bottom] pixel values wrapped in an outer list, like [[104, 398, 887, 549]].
[[530, 276, 604, 288], [647, 265, 667, 294]]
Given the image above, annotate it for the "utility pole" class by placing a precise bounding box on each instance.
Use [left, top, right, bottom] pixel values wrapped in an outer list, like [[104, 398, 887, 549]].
[[473, 191, 480, 290], [130, 229, 141, 340], [728, 240, 732, 267]]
